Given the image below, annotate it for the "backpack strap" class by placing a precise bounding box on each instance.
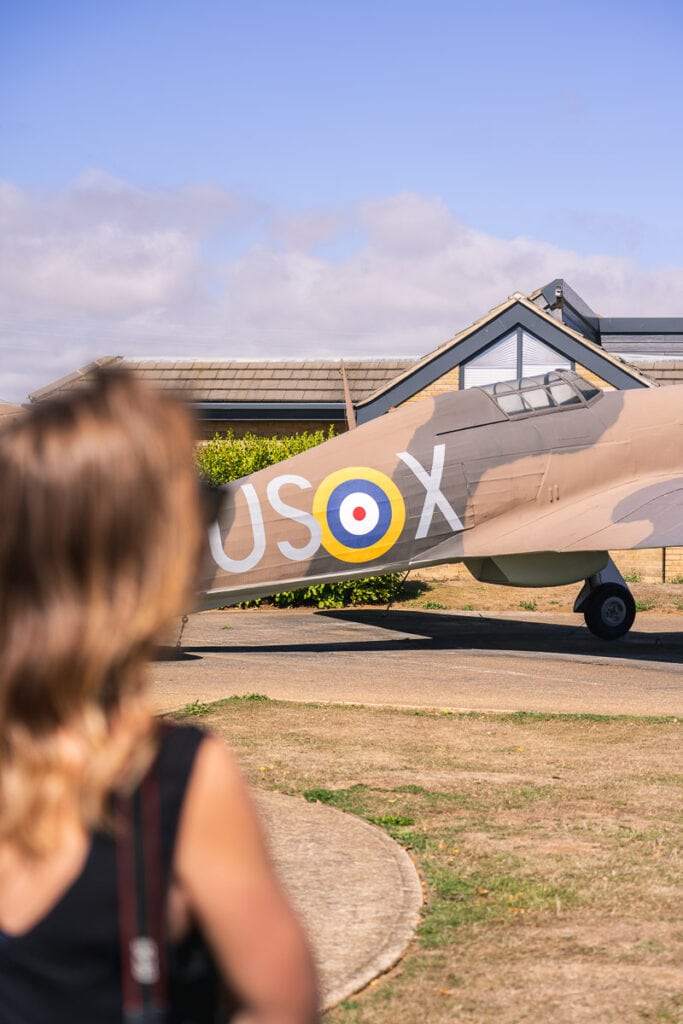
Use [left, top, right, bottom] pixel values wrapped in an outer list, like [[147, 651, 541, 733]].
[[116, 759, 170, 1023]]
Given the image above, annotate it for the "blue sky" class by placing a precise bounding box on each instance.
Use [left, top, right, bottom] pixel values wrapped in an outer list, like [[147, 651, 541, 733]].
[[2, 0, 683, 401]]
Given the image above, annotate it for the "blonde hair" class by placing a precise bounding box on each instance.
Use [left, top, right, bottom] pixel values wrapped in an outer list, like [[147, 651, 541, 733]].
[[0, 368, 202, 854]]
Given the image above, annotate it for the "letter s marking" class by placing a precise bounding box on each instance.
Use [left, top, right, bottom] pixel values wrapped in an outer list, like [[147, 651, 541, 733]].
[[266, 475, 322, 561]]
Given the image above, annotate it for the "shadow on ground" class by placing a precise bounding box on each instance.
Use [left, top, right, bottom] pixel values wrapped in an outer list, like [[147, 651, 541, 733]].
[[177, 608, 683, 665]]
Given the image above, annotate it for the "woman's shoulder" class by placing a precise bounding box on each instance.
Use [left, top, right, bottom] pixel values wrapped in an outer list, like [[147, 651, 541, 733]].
[[155, 723, 245, 819], [157, 725, 254, 876]]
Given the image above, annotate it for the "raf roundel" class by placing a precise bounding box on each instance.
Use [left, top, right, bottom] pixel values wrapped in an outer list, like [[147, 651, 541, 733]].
[[313, 467, 406, 563]]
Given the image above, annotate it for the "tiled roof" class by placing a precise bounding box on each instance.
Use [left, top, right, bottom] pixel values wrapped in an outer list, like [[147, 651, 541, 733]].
[[632, 362, 683, 386], [30, 358, 415, 405], [602, 336, 683, 359], [0, 402, 23, 421]]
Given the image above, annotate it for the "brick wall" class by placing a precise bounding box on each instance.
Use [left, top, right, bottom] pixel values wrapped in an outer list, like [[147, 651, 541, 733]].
[[407, 550, 683, 585], [573, 364, 615, 391], [400, 367, 461, 405], [612, 547, 683, 583]]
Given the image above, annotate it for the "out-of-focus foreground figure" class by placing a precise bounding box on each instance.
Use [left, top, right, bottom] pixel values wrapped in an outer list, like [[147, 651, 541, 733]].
[[0, 369, 319, 1024]]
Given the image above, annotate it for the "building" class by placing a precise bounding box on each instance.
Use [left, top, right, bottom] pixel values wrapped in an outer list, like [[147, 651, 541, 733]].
[[30, 279, 682, 438], [28, 278, 683, 582]]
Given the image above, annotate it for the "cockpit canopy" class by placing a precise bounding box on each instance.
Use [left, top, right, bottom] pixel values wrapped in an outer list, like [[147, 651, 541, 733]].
[[479, 370, 602, 419]]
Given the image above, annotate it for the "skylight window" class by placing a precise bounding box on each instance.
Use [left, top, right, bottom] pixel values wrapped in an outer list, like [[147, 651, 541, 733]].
[[480, 371, 601, 418]]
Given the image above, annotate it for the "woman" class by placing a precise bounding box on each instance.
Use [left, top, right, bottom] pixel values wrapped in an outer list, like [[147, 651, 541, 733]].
[[0, 368, 319, 1024]]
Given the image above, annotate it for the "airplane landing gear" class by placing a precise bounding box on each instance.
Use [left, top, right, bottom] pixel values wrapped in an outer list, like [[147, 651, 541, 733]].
[[573, 557, 636, 640], [582, 583, 636, 640]]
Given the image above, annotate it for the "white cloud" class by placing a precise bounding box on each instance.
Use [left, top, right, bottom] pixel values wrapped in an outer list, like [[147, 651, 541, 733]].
[[269, 206, 350, 251], [8, 224, 198, 315], [2, 177, 683, 403]]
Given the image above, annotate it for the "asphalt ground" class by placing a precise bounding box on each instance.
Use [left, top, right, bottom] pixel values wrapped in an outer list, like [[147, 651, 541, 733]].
[[152, 607, 683, 718], [150, 607, 683, 1009]]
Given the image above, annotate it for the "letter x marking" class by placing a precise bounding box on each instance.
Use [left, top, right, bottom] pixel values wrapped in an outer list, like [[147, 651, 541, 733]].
[[397, 444, 464, 539]]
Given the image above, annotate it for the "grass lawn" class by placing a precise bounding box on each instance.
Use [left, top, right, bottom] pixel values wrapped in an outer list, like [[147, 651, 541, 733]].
[[175, 696, 683, 1024], [396, 566, 683, 618]]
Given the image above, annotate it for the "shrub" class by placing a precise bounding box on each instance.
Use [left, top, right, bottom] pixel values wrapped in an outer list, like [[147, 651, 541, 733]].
[[196, 427, 335, 485], [197, 428, 404, 608], [265, 575, 404, 609]]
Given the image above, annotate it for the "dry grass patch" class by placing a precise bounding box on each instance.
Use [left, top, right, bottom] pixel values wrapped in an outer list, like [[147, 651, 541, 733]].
[[401, 565, 683, 617], [176, 698, 683, 1024]]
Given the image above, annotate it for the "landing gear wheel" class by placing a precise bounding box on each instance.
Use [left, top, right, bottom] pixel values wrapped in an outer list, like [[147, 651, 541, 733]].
[[583, 583, 636, 640]]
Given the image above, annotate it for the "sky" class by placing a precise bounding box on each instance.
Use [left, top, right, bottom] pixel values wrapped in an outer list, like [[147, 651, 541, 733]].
[[2, 0, 683, 402]]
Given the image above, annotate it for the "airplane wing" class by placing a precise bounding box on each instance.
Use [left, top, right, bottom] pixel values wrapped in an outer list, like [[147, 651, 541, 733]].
[[421, 474, 683, 561]]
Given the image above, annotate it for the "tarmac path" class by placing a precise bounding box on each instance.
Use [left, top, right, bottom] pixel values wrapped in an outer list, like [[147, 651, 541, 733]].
[[152, 607, 683, 717]]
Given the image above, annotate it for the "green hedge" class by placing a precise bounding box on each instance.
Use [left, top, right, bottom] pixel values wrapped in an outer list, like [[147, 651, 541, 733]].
[[197, 427, 335, 486], [196, 429, 404, 608]]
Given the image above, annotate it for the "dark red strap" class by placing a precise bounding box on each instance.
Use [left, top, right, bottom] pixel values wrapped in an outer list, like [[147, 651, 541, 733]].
[[141, 765, 169, 1004], [116, 759, 170, 1022], [116, 791, 141, 1015]]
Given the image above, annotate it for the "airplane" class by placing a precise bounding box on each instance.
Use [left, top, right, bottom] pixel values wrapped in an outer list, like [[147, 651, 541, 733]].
[[199, 369, 683, 640]]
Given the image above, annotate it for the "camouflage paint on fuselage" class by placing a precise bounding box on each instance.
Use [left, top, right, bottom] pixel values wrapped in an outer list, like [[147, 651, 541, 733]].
[[199, 371, 683, 608]]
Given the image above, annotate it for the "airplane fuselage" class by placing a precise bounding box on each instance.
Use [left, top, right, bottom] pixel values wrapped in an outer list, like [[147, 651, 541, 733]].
[[200, 373, 683, 608]]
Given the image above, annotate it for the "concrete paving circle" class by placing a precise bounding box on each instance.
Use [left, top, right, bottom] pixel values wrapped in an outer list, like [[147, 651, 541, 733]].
[[254, 790, 423, 1010]]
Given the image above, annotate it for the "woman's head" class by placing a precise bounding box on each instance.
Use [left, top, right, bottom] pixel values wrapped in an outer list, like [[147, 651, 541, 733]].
[[0, 367, 202, 730]]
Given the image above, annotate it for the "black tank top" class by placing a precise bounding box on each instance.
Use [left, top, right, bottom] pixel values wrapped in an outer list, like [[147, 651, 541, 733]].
[[0, 723, 230, 1024]]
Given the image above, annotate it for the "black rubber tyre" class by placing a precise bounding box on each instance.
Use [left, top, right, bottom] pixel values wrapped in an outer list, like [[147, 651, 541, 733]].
[[583, 583, 636, 640]]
